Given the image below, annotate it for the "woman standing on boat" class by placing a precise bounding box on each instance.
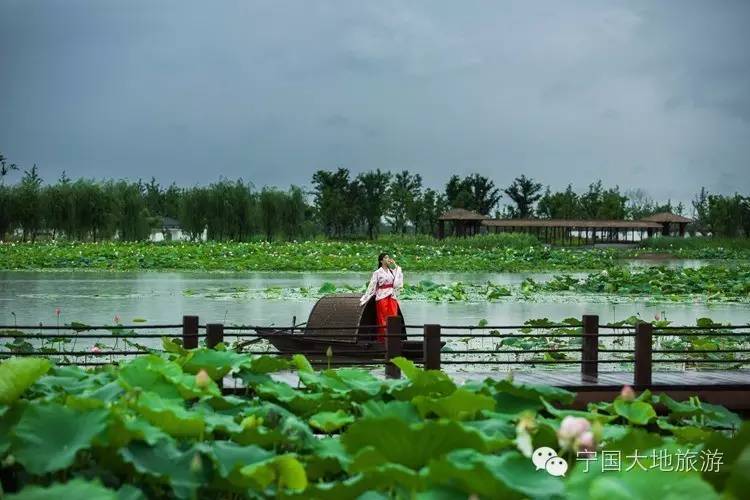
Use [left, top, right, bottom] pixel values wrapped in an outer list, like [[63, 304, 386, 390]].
[[360, 253, 403, 343]]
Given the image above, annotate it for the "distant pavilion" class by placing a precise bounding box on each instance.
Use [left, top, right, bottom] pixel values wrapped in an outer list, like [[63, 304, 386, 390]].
[[437, 208, 488, 238], [436, 209, 692, 244], [640, 212, 693, 237]]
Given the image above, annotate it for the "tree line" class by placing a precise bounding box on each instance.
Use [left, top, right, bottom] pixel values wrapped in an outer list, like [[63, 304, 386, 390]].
[[0, 152, 748, 240]]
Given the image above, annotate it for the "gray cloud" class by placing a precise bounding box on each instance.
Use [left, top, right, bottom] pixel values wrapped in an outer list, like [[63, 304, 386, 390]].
[[1, 0, 748, 207]]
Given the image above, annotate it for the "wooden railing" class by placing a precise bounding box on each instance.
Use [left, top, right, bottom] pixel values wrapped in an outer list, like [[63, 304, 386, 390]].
[[1, 315, 748, 388]]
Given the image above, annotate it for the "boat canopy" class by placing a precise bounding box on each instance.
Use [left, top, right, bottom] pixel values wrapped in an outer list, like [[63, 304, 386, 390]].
[[305, 293, 405, 342]]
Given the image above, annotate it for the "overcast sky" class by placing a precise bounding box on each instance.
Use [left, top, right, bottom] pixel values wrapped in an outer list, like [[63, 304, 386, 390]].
[[1, 0, 749, 206]]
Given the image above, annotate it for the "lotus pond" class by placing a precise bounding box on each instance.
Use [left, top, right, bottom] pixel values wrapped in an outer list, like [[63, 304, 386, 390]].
[[3, 239, 750, 273], [0, 350, 748, 499]]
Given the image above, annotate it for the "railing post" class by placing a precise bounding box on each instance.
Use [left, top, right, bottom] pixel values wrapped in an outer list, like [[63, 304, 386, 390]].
[[206, 323, 224, 349], [423, 324, 441, 370], [206, 323, 225, 389], [385, 316, 403, 379], [635, 321, 653, 387], [582, 315, 599, 381], [182, 315, 199, 349]]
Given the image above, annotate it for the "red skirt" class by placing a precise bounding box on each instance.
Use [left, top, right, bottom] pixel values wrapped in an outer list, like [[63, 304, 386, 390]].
[[375, 295, 399, 343]]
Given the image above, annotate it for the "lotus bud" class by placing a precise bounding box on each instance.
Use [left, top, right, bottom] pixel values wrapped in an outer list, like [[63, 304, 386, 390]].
[[195, 369, 211, 389], [514, 413, 537, 457], [190, 453, 202, 473], [241, 415, 264, 430], [557, 416, 591, 449], [326, 346, 333, 359], [654, 313, 660, 321], [55, 307, 61, 316], [620, 385, 635, 401], [576, 431, 596, 452]]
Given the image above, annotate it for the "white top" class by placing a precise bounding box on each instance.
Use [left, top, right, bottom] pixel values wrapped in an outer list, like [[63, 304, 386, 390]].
[[360, 265, 404, 306]]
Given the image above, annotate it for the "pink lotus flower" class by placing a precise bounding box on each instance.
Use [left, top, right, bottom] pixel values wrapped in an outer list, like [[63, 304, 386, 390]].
[[620, 385, 636, 401], [654, 313, 660, 321], [90, 346, 101, 353], [113, 314, 121, 324], [195, 369, 211, 389], [558, 416, 591, 450], [55, 308, 61, 316], [577, 431, 596, 452]]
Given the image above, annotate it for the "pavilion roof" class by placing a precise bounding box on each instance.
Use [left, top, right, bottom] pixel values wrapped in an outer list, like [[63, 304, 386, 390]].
[[640, 212, 693, 223], [438, 208, 489, 221], [481, 219, 663, 229]]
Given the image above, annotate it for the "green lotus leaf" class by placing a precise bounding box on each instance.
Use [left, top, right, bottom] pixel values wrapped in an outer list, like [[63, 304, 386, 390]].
[[6, 479, 117, 500], [109, 410, 172, 447], [360, 400, 421, 424], [464, 414, 516, 441], [491, 379, 575, 405], [32, 365, 110, 396], [136, 392, 205, 438], [426, 449, 564, 499], [239, 454, 307, 491], [116, 484, 147, 500], [341, 417, 499, 470], [299, 368, 384, 400], [291, 354, 314, 373], [412, 388, 495, 420], [181, 348, 248, 379], [568, 464, 719, 500], [389, 358, 456, 400], [118, 355, 219, 400], [614, 399, 657, 425], [0, 358, 50, 405], [161, 337, 187, 356], [318, 282, 337, 294], [256, 379, 348, 416], [119, 440, 208, 499], [210, 441, 275, 482], [288, 463, 421, 499], [12, 402, 108, 474], [309, 410, 355, 433], [244, 355, 292, 374], [600, 425, 664, 455], [700, 421, 750, 492]]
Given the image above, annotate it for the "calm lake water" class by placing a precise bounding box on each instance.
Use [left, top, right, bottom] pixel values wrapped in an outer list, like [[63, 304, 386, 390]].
[[1, 269, 748, 328]]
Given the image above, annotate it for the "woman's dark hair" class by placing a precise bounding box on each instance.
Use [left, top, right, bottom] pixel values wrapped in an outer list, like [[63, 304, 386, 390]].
[[377, 252, 388, 269]]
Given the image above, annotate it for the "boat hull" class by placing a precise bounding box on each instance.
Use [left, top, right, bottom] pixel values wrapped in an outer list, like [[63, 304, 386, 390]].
[[254, 328, 430, 363]]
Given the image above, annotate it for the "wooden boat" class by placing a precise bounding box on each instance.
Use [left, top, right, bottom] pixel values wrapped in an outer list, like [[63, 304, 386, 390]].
[[255, 293, 432, 362]]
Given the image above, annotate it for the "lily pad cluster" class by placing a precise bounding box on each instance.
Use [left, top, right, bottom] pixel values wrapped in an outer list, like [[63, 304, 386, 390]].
[[526, 264, 750, 302], [0, 238, 622, 272], [180, 264, 750, 303], [0, 348, 748, 499]]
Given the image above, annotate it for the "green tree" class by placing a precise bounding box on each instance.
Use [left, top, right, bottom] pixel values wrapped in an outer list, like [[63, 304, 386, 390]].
[[0, 153, 19, 184], [179, 187, 209, 241], [280, 186, 309, 240], [356, 169, 391, 239], [503, 175, 542, 218], [387, 170, 422, 234], [537, 185, 580, 219], [311, 168, 357, 237], [15, 165, 44, 241], [445, 174, 501, 215], [259, 187, 285, 240], [414, 188, 448, 235], [114, 180, 152, 241], [41, 172, 75, 239]]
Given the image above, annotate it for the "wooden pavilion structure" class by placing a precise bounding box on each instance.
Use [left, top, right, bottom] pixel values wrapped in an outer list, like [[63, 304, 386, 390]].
[[437, 208, 488, 238], [640, 212, 693, 237], [481, 218, 664, 245]]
